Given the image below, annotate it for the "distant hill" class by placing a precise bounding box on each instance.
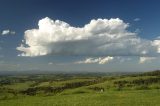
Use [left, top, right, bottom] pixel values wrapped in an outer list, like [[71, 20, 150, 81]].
[[139, 70, 160, 76]]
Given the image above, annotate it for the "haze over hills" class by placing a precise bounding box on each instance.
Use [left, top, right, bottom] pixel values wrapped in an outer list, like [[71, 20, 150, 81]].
[[0, 69, 159, 76]]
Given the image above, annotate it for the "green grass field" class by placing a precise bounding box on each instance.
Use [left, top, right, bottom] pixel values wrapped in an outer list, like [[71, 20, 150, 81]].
[[0, 71, 160, 106]]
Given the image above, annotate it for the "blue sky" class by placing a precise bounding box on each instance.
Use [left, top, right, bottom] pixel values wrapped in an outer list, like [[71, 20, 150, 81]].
[[0, 0, 160, 72]]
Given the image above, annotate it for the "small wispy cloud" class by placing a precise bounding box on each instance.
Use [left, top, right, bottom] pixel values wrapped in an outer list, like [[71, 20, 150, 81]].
[[1, 29, 16, 35], [74, 56, 114, 64], [117, 56, 132, 63], [139, 57, 156, 64], [134, 18, 140, 22], [157, 36, 160, 39], [48, 62, 53, 65], [134, 28, 141, 33]]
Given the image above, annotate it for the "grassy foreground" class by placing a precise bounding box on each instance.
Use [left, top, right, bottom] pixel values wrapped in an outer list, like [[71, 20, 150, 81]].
[[0, 71, 160, 106], [0, 90, 160, 106]]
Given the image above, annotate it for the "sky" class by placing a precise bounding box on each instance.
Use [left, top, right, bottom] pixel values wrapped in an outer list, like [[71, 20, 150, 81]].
[[0, 0, 160, 72]]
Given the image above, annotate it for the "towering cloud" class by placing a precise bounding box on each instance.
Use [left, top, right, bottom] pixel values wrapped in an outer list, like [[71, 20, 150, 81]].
[[17, 17, 160, 58]]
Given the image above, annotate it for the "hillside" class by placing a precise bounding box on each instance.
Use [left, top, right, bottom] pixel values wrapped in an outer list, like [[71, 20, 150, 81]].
[[0, 71, 160, 106]]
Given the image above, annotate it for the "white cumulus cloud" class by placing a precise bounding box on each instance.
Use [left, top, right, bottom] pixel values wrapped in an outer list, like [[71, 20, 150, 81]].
[[74, 56, 114, 64], [139, 57, 156, 64], [1, 30, 15, 35], [17, 17, 160, 57], [153, 39, 160, 53]]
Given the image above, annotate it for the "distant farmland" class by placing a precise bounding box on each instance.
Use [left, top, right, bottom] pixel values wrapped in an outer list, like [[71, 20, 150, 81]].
[[0, 71, 160, 106]]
